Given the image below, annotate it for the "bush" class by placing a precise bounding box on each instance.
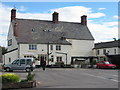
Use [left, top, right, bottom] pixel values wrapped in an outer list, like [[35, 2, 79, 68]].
[[27, 71, 35, 81], [0, 73, 20, 84]]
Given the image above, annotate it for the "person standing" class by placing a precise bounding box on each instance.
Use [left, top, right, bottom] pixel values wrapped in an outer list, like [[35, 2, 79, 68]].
[[42, 60, 46, 71]]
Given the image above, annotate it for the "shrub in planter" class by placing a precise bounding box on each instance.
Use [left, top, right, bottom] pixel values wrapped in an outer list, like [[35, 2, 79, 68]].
[[27, 71, 35, 81], [0, 73, 20, 84]]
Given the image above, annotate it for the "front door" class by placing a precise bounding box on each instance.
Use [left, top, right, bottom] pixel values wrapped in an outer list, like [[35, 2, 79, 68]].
[[38, 55, 47, 66]]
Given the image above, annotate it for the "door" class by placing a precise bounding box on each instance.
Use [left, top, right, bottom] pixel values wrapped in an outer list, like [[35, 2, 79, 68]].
[[19, 59, 26, 70], [11, 59, 20, 70], [38, 55, 47, 66]]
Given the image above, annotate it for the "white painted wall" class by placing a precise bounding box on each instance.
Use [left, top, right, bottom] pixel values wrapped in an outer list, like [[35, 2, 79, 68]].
[[19, 44, 71, 65], [3, 50, 18, 64], [7, 23, 18, 51], [67, 39, 95, 57], [94, 47, 119, 57]]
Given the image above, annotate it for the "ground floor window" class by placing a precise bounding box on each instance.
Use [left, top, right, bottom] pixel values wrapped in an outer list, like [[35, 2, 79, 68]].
[[9, 58, 11, 63], [24, 55, 34, 58], [56, 56, 62, 62], [51, 55, 54, 62]]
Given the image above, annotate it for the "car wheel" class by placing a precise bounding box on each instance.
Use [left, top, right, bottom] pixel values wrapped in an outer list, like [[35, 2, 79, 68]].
[[26, 68, 31, 72], [6, 67, 10, 72]]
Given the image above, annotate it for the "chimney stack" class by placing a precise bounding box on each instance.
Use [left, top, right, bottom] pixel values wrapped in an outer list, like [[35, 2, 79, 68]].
[[81, 15, 87, 25], [11, 8, 16, 21], [52, 12, 59, 23]]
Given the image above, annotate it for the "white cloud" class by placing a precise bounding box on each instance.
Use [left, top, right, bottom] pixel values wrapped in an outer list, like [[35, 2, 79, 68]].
[[18, 6, 27, 12], [98, 8, 106, 10], [0, 4, 118, 47], [113, 15, 120, 20]]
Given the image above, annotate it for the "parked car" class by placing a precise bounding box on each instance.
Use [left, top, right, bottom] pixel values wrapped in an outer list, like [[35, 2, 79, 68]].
[[97, 61, 116, 69], [3, 58, 35, 72]]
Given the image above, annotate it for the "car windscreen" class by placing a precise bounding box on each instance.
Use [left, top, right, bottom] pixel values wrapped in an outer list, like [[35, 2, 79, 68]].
[[104, 62, 110, 64]]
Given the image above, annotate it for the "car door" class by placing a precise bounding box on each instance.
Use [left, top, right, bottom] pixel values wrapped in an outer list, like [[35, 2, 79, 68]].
[[11, 59, 20, 70], [99, 61, 104, 68], [19, 59, 26, 70]]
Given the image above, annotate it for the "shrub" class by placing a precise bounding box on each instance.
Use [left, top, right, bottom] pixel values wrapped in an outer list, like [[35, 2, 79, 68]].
[[0, 73, 20, 84], [27, 71, 35, 81]]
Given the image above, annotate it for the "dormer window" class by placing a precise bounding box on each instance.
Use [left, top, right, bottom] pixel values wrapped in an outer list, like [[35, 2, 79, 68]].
[[32, 29, 35, 32]]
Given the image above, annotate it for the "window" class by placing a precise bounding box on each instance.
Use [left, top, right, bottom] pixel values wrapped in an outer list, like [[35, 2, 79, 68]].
[[114, 49, 116, 54], [56, 56, 62, 62], [29, 44, 37, 50], [50, 45, 53, 50], [26, 59, 32, 65], [97, 50, 99, 55], [51, 55, 54, 62], [12, 59, 19, 65], [8, 39, 12, 46], [9, 58, 11, 63], [56, 45, 61, 50], [24, 55, 34, 58], [103, 49, 106, 54], [20, 59, 25, 64]]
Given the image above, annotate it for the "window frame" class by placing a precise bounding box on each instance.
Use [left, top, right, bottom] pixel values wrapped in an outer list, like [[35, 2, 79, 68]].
[[8, 39, 12, 46], [29, 44, 37, 50], [56, 45, 61, 51]]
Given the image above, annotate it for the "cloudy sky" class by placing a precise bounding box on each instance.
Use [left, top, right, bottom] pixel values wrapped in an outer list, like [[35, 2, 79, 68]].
[[0, 2, 118, 47]]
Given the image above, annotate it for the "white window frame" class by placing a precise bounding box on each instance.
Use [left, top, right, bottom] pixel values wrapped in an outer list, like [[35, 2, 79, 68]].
[[56, 45, 61, 51], [29, 44, 37, 50]]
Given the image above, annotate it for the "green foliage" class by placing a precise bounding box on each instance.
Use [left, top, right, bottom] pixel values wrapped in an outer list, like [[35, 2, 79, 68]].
[[20, 79, 28, 82], [27, 71, 35, 81], [0, 73, 19, 84], [55, 61, 64, 65]]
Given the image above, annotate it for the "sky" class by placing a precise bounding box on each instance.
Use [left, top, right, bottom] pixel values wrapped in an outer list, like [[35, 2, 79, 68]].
[[0, 2, 118, 47]]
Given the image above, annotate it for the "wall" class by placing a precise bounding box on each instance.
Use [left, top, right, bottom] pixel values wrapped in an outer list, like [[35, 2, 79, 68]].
[[7, 23, 18, 51], [19, 44, 71, 65], [3, 50, 18, 64], [67, 39, 95, 57], [95, 47, 119, 57]]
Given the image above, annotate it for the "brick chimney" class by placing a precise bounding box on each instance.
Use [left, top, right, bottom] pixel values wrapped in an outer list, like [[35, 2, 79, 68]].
[[81, 15, 87, 25], [52, 12, 59, 23], [11, 8, 16, 21]]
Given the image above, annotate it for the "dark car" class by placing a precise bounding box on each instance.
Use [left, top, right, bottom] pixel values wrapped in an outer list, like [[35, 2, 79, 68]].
[[97, 61, 116, 69]]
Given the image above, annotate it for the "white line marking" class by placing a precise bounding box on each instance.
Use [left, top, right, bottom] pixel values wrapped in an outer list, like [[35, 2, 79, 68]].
[[100, 73, 118, 77], [82, 72, 119, 83]]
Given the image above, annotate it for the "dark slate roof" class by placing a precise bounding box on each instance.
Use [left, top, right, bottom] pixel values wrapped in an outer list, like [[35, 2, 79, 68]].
[[14, 18, 94, 45], [94, 40, 120, 49]]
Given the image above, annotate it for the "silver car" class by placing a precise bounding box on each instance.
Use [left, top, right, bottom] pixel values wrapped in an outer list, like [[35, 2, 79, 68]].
[[4, 58, 35, 72]]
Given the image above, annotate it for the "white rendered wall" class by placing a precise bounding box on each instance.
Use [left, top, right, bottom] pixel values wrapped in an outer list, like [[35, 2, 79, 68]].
[[19, 44, 71, 65], [95, 47, 119, 57], [7, 23, 18, 51], [67, 39, 95, 57], [3, 50, 18, 64]]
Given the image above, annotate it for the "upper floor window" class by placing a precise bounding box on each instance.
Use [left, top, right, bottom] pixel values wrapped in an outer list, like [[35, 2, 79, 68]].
[[56, 56, 62, 62], [97, 50, 99, 55], [29, 44, 37, 50], [56, 45, 61, 51], [50, 45, 53, 50], [103, 49, 106, 55], [8, 39, 12, 46], [114, 49, 116, 54]]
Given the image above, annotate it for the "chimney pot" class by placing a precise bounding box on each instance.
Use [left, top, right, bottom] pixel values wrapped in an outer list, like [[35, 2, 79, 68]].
[[81, 15, 87, 25], [52, 12, 59, 23], [11, 8, 16, 21]]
